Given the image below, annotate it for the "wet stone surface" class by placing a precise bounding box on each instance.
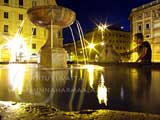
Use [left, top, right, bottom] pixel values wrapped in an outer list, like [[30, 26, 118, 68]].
[[0, 101, 160, 120]]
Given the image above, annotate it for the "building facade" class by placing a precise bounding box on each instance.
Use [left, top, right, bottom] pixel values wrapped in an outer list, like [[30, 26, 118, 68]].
[[129, 0, 160, 62], [64, 28, 131, 62], [0, 0, 56, 62]]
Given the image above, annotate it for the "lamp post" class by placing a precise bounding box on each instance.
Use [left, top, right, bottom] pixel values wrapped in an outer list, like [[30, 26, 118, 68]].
[[98, 24, 107, 40]]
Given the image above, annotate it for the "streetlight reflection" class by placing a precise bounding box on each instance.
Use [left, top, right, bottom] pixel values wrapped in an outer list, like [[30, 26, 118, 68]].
[[97, 74, 108, 106]]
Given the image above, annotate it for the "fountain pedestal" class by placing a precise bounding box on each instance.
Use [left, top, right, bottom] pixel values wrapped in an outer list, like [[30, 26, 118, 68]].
[[40, 25, 67, 68], [40, 48, 67, 68], [27, 5, 75, 68]]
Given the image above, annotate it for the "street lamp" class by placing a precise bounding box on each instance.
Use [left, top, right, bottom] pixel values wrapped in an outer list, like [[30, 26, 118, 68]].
[[101, 42, 105, 46], [88, 43, 95, 49], [98, 24, 108, 40]]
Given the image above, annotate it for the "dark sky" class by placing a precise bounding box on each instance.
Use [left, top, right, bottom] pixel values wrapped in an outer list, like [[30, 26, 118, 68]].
[[56, 0, 153, 43]]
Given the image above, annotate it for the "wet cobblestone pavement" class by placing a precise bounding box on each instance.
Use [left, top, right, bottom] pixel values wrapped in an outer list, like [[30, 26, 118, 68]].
[[0, 101, 160, 120]]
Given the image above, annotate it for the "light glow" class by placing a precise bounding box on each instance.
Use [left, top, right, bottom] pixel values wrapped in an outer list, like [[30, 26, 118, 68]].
[[98, 24, 107, 32], [86, 65, 94, 88], [6, 35, 30, 62], [101, 42, 105, 46], [9, 64, 25, 95], [83, 65, 103, 88], [97, 74, 108, 105], [88, 43, 95, 49]]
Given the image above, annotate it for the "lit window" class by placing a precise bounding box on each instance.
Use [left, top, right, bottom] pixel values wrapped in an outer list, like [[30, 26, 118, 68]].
[[4, 25, 8, 32], [19, 14, 23, 20], [32, 44, 36, 49], [4, 12, 8, 18], [32, 1, 37, 7], [19, 0, 23, 7], [32, 28, 36, 35]]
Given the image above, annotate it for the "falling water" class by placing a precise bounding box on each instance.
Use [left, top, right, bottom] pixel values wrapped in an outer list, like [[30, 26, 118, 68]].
[[69, 26, 78, 64], [29, 26, 36, 51], [17, 17, 27, 35], [51, 9, 54, 49], [68, 66, 79, 111], [6, 17, 28, 62], [77, 21, 89, 60], [76, 20, 88, 64], [0, 17, 26, 48]]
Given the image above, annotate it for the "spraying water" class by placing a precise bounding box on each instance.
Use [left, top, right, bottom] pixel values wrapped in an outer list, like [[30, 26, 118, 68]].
[[6, 17, 29, 62], [69, 26, 78, 64], [76, 20, 88, 64]]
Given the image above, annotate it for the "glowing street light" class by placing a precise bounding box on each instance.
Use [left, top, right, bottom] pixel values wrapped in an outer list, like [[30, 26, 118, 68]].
[[98, 24, 108, 40], [101, 42, 105, 46], [88, 43, 95, 49], [98, 24, 107, 32]]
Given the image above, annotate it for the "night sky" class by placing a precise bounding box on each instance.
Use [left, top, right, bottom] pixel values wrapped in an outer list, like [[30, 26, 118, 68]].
[[56, 0, 153, 43]]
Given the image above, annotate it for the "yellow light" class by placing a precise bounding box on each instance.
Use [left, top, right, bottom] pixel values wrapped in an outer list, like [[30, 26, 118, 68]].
[[130, 42, 138, 62], [98, 25, 104, 32], [6, 35, 30, 62], [83, 65, 103, 88], [88, 43, 95, 49], [9, 64, 25, 95], [86, 65, 94, 88], [98, 24, 108, 32], [0, 101, 21, 109], [101, 42, 105, 46], [103, 24, 107, 29], [97, 74, 108, 105]]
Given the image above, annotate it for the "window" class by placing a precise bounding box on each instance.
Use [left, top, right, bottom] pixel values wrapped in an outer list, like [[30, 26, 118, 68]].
[[32, 1, 37, 7], [19, 0, 23, 7], [32, 28, 36, 35], [4, 12, 8, 18], [146, 23, 150, 29], [137, 14, 142, 19], [32, 44, 36, 49], [58, 31, 62, 37], [4, 25, 8, 32], [146, 35, 150, 38], [19, 14, 23, 20], [4, 0, 9, 4], [138, 25, 142, 31]]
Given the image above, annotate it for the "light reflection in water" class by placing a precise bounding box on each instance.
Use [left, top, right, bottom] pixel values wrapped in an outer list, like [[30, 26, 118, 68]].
[[86, 65, 94, 88], [84, 64, 103, 88], [8, 64, 25, 95], [97, 74, 108, 105], [120, 86, 124, 100]]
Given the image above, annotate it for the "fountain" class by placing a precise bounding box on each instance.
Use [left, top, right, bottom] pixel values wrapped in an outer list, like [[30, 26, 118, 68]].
[[26, 1, 77, 110], [1, 1, 160, 116], [99, 45, 121, 63], [27, 1, 76, 68]]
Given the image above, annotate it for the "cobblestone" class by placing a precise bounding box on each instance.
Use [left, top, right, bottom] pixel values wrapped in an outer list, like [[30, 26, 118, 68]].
[[0, 101, 160, 120]]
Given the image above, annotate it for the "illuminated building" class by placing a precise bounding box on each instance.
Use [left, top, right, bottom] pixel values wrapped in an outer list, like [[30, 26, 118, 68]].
[[129, 0, 160, 62], [0, 0, 51, 62], [64, 27, 131, 62]]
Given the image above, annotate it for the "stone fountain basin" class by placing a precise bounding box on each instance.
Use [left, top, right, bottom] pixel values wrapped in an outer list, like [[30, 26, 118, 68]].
[[27, 5, 76, 28]]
